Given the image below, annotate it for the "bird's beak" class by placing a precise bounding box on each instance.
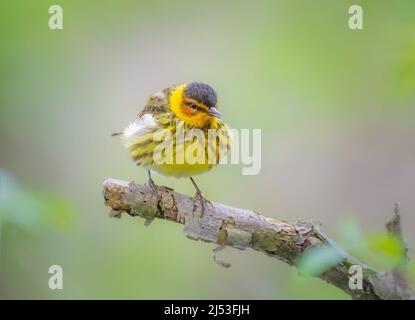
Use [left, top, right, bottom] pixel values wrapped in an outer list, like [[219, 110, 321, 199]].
[[207, 107, 221, 118]]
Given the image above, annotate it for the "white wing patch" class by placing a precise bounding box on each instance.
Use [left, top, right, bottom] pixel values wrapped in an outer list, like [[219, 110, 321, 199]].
[[122, 113, 157, 139]]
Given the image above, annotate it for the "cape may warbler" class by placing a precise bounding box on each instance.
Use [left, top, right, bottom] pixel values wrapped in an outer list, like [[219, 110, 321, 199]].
[[114, 82, 230, 217]]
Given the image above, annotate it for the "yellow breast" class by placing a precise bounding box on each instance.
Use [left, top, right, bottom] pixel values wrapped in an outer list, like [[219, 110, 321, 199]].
[[124, 116, 230, 178], [151, 161, 214, 178]]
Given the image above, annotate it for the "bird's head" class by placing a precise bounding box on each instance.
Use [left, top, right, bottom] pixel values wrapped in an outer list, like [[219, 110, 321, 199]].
[[168, 82, 221, 128]]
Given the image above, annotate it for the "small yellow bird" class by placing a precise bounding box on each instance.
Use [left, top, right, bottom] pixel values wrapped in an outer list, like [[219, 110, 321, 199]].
[[114, 82, 230, 216]]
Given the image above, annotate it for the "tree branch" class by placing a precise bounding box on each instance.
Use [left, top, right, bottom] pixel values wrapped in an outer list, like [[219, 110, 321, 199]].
[[375, 203, 414, 299], [102, 178, 413, 300]]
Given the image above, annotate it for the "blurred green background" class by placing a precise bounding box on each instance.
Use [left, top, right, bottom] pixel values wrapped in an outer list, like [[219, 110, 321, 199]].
[[1, 0, 414, 299]]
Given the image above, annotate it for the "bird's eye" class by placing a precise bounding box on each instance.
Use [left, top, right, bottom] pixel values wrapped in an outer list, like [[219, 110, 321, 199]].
[[189, 103, 198, 110]]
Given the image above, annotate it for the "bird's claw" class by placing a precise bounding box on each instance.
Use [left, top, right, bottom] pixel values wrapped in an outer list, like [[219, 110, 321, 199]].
[[192, 190, 211, 218], [146, 179, 171, 199], [144, 178, 170, 223]]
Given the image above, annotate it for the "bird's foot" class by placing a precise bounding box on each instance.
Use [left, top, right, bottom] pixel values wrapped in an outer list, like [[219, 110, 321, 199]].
[[192, 190, 211, 218], [146, 178, 171, 199], [144, 177, 172, 224]]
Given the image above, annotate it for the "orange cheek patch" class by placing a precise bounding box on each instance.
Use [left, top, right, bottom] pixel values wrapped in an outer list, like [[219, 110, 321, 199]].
[[181, 105, 198, 116], [179, 106, 216, 127]]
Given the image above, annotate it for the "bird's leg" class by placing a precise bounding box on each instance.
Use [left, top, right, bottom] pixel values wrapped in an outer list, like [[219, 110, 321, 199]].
[[189, 177, 211, 217], [146, 170, 172, 194], [142, 170, 163, 225], [145, 170, 180, 223], [146, 170, 160, 196]]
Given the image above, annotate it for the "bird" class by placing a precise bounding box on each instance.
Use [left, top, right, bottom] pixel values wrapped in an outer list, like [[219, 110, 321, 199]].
[[113, 82, 231, 219]]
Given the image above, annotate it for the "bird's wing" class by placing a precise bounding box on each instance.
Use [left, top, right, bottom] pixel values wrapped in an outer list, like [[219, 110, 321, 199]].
[[112, 88, 170, 138], [122, 113, 159, 140], [138, 88, 170, 117]]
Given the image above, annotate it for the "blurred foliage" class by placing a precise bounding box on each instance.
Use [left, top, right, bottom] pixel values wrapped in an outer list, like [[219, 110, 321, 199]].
[[337, 217, 408, 270], [366, 234, 406, 268], [297, 216, 409, 278], [297, 245, 343, 277], [294, 217, 414, 299], [393, 43, 415, 96], [0, 170, 78, 232]]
